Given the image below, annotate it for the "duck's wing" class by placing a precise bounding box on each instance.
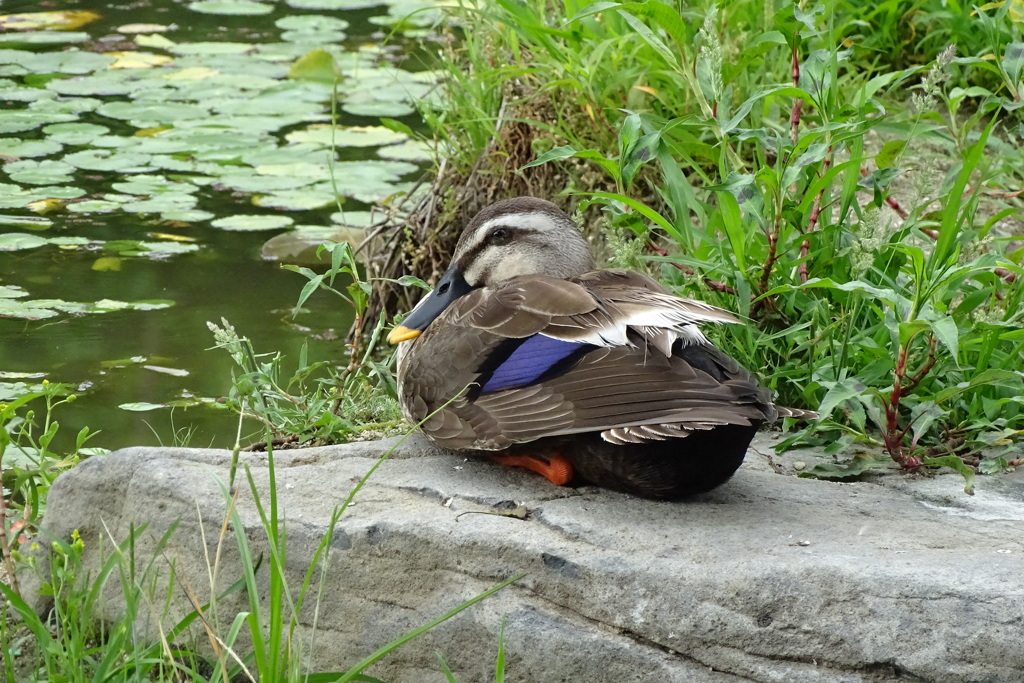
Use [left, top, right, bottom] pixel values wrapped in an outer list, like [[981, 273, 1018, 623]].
[[401, 271, 775, 450]]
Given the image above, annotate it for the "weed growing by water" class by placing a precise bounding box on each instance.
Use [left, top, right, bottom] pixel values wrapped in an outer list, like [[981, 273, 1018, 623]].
[[208, 241, 403, 447]]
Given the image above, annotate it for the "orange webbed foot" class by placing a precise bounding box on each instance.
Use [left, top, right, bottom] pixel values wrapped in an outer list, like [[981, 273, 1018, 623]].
[[489, 453, 574, 486]]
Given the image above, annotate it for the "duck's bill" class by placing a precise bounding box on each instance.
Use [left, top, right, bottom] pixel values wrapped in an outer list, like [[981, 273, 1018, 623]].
[[386, 263, 474, 344], [387, 326, 422, 343]]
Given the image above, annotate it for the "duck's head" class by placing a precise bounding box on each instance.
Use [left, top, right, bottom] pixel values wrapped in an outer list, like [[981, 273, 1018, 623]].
[[388, 197, 593, 343]]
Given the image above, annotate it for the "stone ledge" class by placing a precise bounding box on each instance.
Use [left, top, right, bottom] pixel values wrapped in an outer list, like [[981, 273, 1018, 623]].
[[21, 433, 1024, 682]]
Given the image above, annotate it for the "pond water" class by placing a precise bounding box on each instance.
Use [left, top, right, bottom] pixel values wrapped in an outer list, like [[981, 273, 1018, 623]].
[[0, 0, 437, 450]]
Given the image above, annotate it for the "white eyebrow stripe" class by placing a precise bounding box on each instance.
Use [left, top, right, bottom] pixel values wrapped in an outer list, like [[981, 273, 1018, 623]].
[[472, 211, 563, 241]]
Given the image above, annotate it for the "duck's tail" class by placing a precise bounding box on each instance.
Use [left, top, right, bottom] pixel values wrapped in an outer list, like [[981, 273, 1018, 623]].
[[776, 406, 818, 421]]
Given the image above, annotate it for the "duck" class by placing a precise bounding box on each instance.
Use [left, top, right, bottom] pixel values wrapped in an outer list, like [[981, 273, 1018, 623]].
[[387, 197, 813, 500]]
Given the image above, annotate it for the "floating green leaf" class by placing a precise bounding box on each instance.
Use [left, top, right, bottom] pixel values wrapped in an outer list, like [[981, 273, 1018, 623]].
[[188, 0, 274, 15], [0, 48, 113, 75], [286, 0, 386, 9], [41, 122, 110, 145], [0, 214, 52, 228], [63, 149, 152, 172], [0, 110, 75, 134], [118, 402, 168, 411], [285, 124, 407, 147], [377, 139, 432, 162], [160, 209, 214, 223], [211, 214, 295, 231], [276, 15, 350, 31], [112, 175, 200, 196], [2, 138, 63, 158], [0, 31, 90, 46], [262, 224, 375, 263], [288, 48, 340, 83], [97, 101, 210, 127], [4, 159, 77, 185], [254, 187, 338, 210], [0, 233, 48, 251]]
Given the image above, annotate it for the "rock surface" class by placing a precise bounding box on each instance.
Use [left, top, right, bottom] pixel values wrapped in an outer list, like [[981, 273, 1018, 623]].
[[22, 433, 1024, 682]]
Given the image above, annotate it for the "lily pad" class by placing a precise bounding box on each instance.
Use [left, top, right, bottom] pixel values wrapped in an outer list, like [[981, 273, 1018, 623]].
[[3, 159, 77, 185], [0, 10, 100, 31], [105, 240, 202, 257], [0, 31, 90, 47], [0, 184, 84, 209], [107, 51, 174, 70], [45, 72, 158, 96], [0, 82, 55, 102], [42, 122, 111, 145], [168, 42, 255, 56], [160, 209, 214, 222], [285, 124, 407, 147], [2, 138, 63, 158], [117, 23, 171, 34], [377, 139, 432, 162], [239, 143, 334, 167], [276, 15, 350, 31], [0, 233, 48, 251], [67, 199, 128, 213], [0, 48, 115, 75], [0, 214, 52, 228], [208, 94, 323, 117], [29, 96, 101, 115], [211, 214, 295, 231], [97, 101, 210, 127], [0, 110, 76, 134], [253, 162, 329, 178], [215, 173, 318, 193], [341, 97, 416, 117], [188, 0, 275, 15], [123, 194, 199, 214], [286, 0, 386, 9], [1, 294, 156, 318], [280, 29, 347, 44], [253, 187, 339, 210], [118, 401, 168, 411], [262, 224, 375, 263], [112, 175, 200, 195], [63, 149, 152, 172]]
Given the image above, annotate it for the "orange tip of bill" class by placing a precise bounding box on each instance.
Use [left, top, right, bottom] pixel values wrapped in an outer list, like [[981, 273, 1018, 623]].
[[387, 325, 421, 344]]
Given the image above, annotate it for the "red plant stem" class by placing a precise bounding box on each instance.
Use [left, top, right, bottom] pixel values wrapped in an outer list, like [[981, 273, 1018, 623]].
[[790, 46, 801, 145], [885, 335, 938, 469], [895, 336, 939, 446], [983, 188, 1024, 199], [753, 210, 783, 315], [799, 155, 832, 283], [884, 344, 911, 466], [905, 335, 939, 393]]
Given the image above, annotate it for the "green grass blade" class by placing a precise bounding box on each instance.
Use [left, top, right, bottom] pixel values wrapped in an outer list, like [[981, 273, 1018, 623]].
[[929, 113, 997, 271]]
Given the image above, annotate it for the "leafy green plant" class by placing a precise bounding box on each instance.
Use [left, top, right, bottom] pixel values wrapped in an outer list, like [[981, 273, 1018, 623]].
[[208, 241, 402, 447], [427, 0, 1024, 485], [1, 382, 102, 597], [1, 523, 224, 681]]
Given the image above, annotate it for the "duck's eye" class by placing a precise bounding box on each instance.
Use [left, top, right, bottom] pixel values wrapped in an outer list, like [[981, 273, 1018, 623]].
[[490, 227, 510, 243]]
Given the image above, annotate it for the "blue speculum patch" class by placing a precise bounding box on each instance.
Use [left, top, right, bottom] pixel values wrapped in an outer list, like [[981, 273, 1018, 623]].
[[479, 334, 590, 393]]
